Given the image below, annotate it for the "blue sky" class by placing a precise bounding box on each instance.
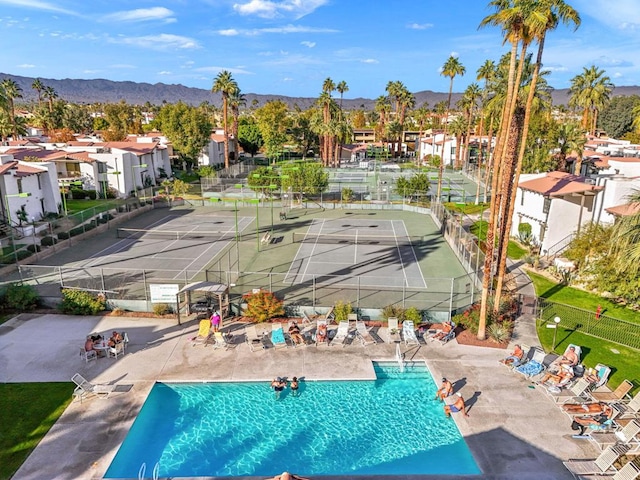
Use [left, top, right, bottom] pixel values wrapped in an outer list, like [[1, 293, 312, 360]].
[[1, 0, 640, 99]]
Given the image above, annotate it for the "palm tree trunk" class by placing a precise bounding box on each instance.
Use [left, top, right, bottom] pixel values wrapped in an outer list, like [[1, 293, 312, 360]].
[[475, 115, 485, 204], [483, 116, 495, 203], [222, 98, 229, 169]]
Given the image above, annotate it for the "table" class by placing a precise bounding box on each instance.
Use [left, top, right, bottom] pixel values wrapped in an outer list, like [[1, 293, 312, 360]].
[[93, 343, 110, 357]]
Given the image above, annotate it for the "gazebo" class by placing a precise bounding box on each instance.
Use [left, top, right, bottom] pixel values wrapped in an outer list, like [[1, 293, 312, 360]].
[[176, 281, 230, 325]]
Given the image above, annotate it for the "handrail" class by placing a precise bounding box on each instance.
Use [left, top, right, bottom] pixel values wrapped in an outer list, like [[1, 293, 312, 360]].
[[545, 233, 574, 258]]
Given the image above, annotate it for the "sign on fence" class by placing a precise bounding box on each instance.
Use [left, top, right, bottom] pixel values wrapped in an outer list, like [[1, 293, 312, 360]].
[[149, 284, 179, 303]]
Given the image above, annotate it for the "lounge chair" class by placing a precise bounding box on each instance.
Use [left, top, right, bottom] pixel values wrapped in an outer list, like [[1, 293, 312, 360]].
[[591, 380, 634, 403], [402, 320, 420, 346], [245, 324, 266, 351], [387, 317, 400, 343], [107, 341, 125, 360], [348, 313, 358, 322], [71, 373, 117, 403], [591, 363, 612, 389], [271, 323, 288, 349], [549, 343, 582, 372], [315, 319, 329, 346], [212, 331, 230, 350], [425, 320, 455, 344], [547, 378, 593, 404], [563, 444, 629, 478], [613, 392, 640, 420], [355, 320, 377, 346], [433, 322, 456, 345], [317, 306, 335, 323], [610, 460, 640, 480], [192, 319, 213, 346], [515, 347, 546, 377], [589, 419, 640, 451], [330, 320, 351, 347]]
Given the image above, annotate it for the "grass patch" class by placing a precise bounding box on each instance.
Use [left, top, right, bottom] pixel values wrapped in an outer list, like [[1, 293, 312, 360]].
[[528, 271, 640, 324], [469, 220, 527, 260], [507, 241, 528, 260], [444, 202, 489, 216], [0, 383, 74, 480], [65, 199, 125, 215]]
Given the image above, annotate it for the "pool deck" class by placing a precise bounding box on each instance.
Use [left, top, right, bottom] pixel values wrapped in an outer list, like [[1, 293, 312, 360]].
[[1, 313, 598, 480]]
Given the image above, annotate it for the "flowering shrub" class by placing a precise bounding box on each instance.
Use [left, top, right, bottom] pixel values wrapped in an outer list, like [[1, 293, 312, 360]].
[[453, 297, 518, 342], [242, 290, 284, 323]]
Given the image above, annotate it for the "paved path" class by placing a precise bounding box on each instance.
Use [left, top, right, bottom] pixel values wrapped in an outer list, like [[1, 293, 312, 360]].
[[0, 313, 597, 480]]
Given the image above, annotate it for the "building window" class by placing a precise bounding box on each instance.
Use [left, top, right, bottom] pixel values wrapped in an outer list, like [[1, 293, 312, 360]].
[[97, 162, 107, 174], [520, 191, 525, 206], [37, 174, 41, 189], [17, 178, 23, 193], [543, 197, 551, 214]]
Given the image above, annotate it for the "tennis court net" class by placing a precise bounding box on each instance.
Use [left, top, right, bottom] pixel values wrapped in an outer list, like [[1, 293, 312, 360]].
[[292, 232, 424, 246], [117, 228, 237, 241]]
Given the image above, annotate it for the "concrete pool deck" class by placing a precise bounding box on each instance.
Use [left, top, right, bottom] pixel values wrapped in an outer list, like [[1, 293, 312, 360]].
[[1, 313, 598, 480]]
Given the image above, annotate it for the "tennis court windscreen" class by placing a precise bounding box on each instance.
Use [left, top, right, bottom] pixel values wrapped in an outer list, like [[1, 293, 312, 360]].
[[116, 228, 237, 241], [292, 232, 423, 246]]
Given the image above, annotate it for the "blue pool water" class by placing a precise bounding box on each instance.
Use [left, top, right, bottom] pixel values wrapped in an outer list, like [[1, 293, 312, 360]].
[[105, 362, 480, 478]]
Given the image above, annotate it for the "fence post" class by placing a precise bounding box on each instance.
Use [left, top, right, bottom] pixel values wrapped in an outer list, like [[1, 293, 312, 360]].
[[143, 270, 149, 302], [312, 276, 316, 306], [357, 276, 360, 309], [449, 278, 454, 321], [101, 269, 106, 293], [269, 272, 273, 293], [402, 280, 406, 308]]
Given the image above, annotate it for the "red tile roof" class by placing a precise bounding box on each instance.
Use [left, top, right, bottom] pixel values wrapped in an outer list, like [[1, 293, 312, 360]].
[[104, 142, 158, 154], [0, 161, 45, 176], [605, 203, 640, 217], [518, 171, 603, 197]]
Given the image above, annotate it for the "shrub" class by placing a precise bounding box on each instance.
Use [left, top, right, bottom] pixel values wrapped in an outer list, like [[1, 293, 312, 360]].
[[487, 320, 514, 343], [404, 307, 422, 323], [333, 300, 352, 322], [382, 304, 405, 321], [0, 283, 39, 311], [87, 190, 97, 200], [84, 222, 95, 232], [27, 244, 41, 253], [57, 231, 70, 240], [518, 223, 533, 245], [59, 289, 106, 315], [69, 227, 84, 237], [70, 188, 86, 200], [153, 303, 173, 315], [16, 249, 32, 260], [41, 236, 57, 247], [242, 290, 284, 323], [97, 216, 108, 225]]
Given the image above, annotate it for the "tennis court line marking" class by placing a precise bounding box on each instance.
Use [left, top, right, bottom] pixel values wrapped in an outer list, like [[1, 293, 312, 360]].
[[300, 219, 325, 282], [396, 220, 428, 289], [390, 220, 409, 287]]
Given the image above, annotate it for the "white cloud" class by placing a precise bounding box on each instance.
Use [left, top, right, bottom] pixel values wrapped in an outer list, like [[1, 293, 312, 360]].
[[83, 69, 100, 74], [17, 63, 35, 68], [613, 72, 623, 78], [104, 7, 176, 23], [111, 33, 200, 50], [194, 66, 253, 75], [262, 53, 323, 66], [544, 65, 569, 72], [283, 77, 293, 81], [361, 58, 378, 64], [0, 0, 78, 16], [573, 0, 640, 32], [450, 51, 459, 58], [110, 64, 136, 69], [301, 40, 315, 48], [216, 24, 337, 36], [407, 23, 433, 30], [158, 71, 172, 75], [233, 0, 329, 20]]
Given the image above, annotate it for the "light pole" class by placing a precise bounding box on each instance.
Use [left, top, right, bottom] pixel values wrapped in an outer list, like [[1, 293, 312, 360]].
[[131, 163, 148, 198], [248, 198, 260, 251], [552, 316, 561, 351], [4, 192, 31, 226]]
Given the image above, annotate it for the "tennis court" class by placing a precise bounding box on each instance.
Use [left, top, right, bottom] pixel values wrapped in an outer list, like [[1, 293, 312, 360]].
[[284, 218, 427, 288], [66, 213, 253, 282]]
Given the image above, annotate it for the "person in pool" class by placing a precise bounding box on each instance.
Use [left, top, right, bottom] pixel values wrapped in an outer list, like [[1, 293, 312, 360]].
[[271, 378, 287, 400], [444, 393, 469, 417], [271, 472, 309, 480], [435, 378, 453, 401], [290, 377, 299, 396]]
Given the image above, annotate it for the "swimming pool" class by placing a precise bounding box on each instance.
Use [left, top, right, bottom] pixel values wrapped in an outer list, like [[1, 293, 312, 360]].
[[105, 362, 480, 478]]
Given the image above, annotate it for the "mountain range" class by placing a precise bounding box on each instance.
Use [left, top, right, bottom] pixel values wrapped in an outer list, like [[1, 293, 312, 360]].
[[3, 73, 640, 110]]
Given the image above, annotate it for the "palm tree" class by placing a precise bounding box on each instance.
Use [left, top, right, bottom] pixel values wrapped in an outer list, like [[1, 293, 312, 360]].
[[229, 87, 246, 162], [1, 78, 23, 139], [31, 78, 44, 107], [554, 122, 586, 172], [43, 85, 58, 113], [335, 80, 349, 164], [336, 80, 348, 111], [212, 70, 238, 169], [436, 56, 466, 199], [374, 95, 391, 143], [611, 190, 640, 275], [569, 65, 613, 135], [459, 83, 481, 170], [475, 60, 496, 204]]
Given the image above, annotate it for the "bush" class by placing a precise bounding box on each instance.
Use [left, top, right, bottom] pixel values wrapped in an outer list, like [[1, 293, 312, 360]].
[[26, 244, 41, 253], [153, 303, 173, 315], [518, 223, 533, 245], [84, 222, 95, 232], [41, 236, 57, 246], [87, 190, 97, 200], [69, 227, 84, 237], [382, 304, 405, 321], [333, 300, 352, 322], [0, 283, 40, 311], [57, 231, 70, 240], [487, 320, 514, 343], [404, 307, 422, 323], [58, 289, 106, 315], [16, 250, 32, 260], [242, 290, 284, 322]]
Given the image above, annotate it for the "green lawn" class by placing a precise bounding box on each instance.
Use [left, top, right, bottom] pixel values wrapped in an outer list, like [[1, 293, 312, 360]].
[[0, 383, 74, 480], [469, 220, 527, 260], [65, 199, 124, 215], [529, 270, 640, 394]]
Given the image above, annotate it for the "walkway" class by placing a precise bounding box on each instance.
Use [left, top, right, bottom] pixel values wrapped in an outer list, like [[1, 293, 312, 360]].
[[0, 313, 598, 480]]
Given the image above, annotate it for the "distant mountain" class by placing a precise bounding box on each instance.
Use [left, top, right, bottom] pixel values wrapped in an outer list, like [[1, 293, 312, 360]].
[[3, 72, 640, 110]]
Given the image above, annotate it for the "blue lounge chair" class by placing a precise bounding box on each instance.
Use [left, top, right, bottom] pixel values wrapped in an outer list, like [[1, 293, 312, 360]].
[[271, 324, 288, 349], [515, 347, 546, 377]]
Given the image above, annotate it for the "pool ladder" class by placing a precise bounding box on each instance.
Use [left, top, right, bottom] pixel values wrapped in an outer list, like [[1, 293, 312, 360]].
[[138, 462, 160, 480], [395, 343, 405, 373]]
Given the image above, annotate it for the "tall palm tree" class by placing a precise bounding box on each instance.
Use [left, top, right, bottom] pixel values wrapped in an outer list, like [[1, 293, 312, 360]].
[[474, 60, 496, 204], [374, 95, 391, 143], [43, 85, 58, 113], [554, 121, 586, 172], [1, 78, 23, 139], [335, 80, 349, 164], [493, 0, 581, 308], [229, 87, 245, 162], [212, 70, 238, 169], [569, 65, 613, 135], [459, 83, 481, 170], [436, 56, 466, 199], [31, 78, 44, 107], [336, 80, 348, 111]]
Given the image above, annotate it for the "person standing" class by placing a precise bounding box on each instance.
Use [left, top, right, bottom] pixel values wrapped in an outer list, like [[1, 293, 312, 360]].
[[210, 310, 221, 332], [290, 377, 299, 397]]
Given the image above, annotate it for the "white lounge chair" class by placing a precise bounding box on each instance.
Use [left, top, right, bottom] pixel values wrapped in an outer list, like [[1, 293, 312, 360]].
[[402, 320, 419, 346], [71, 373, 117, 403], [547, 377, 593, 404], [563, 444, 629, 478], [611, 460, 640, 480], [330, 321, 351, 347], [589, 419, 640, 451], [245, 324, 265, 351], [315, 319, 329, 346], [355, 320, 377, 346], [212, 331, 231, 350], [613, 392, 640, 420], [591, 380, 634, 403], [387, 317, 400, 343]]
